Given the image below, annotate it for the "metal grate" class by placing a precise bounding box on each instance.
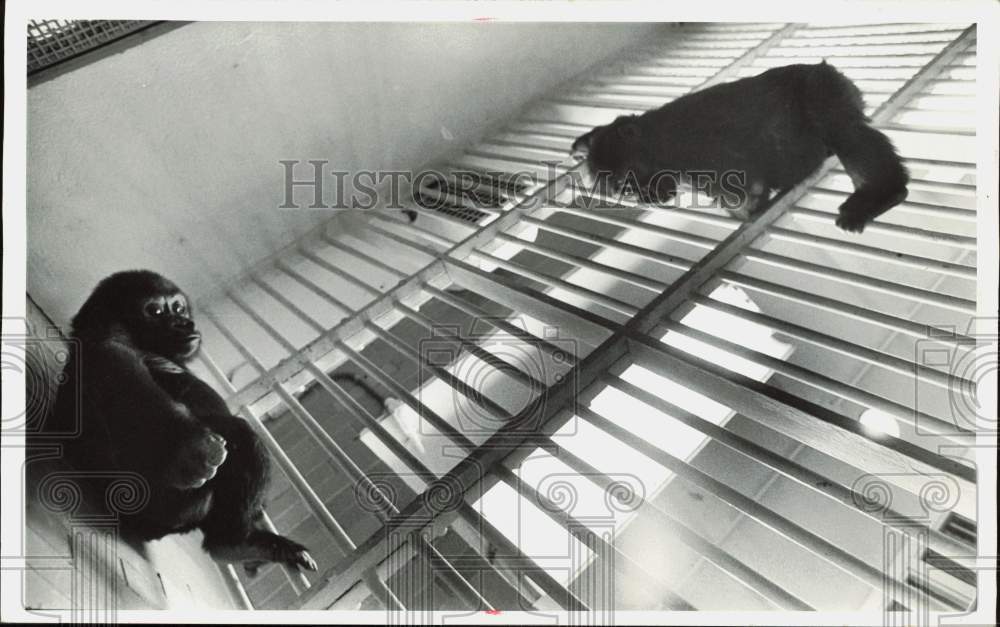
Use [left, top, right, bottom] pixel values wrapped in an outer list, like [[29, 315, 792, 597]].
[[27, 20, 158, 75], [176, 22, 983, 614], [414, 169, 535, 225]]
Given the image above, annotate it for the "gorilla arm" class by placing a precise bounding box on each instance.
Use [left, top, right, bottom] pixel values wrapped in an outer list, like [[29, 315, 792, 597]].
[[83, 339, 228, 489]]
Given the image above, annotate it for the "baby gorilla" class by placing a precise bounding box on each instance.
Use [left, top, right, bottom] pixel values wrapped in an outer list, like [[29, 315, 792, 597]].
[[46, 270, 316, 574], [571, 61, 909, 233]]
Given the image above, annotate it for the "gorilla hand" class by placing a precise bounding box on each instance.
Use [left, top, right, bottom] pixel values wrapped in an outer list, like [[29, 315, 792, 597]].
[[167, 428, 228, 489]]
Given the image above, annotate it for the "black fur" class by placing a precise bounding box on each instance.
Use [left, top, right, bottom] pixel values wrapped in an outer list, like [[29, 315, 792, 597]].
[[45, 270, 316, 573], [571, 62, 909, 233]]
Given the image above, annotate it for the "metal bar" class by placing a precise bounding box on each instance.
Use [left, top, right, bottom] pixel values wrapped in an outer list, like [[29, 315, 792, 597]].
[[467, 249, 640, 318], [493, 465, 696, 610], [293, 332, 630, 610], [224, 258, 448, 410], [299, 247, 384, 298], [299, 367, 499, 610], [320, 234, 409, 279], [444, 258, 616, 348], [395, 301, 548, 391], [520, 215, 695, 273], [575, 83, 691, 98], [423, 284, 579, 364], [228, 291, 299, 355], [576, 406, 930, 603], [880, 122, 976, 137], [496, 232, 668, 293], [453, 503, 589, 611], [221, 564, 255, 609], [608, 377, 974, 559], [719, 270, 978, 345], [692, 23, 801, 90], [252, 276, 328, 334], [859, 25, 977, 117], [407, 530, 494, 610], [792, 26, 967, 39], [816, 176, 972, 204], [779, 31, 964, 46], [786, 207, 977, 249], [550, 438, 814, 610], [361, 319, 516, 423], [485, 136, 580, 158], [273, 384, 433, 611], [613, 173, 831, 339], [304, 360, 576, 611], [275, 260, 355, 315], [764, 226, 977, 280], [364, 222, 445, 258], [685, 294, 972, 391], [553, 203, 737, 241], [302, 362, 428, 479], [367, 211, 463, 249], [542, 96, 652, 112], [771, 49, 942, 59], [740, 249, 976, 313], [203, 310, 269, 375], [334, 341, 477, 451], [625, 335, 977, 487]]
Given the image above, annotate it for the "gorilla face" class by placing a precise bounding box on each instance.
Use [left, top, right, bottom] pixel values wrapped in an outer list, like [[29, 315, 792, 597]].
[[571, 115, 656, 200], [72, 270, 202, 362], [136, 291, 201, 361]]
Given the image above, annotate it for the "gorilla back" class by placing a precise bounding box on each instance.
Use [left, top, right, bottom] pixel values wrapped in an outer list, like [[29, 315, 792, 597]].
[[45, 270, 316, 573], [571, 62, 909, 233]]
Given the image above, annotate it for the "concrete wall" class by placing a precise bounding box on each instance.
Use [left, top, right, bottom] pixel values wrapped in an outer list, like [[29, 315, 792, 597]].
[[28, 21, 660, 329]]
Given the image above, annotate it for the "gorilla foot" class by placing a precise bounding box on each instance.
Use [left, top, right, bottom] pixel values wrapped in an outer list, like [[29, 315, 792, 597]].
[[207, 530, 318, 572], [836, 188, 908, 234]]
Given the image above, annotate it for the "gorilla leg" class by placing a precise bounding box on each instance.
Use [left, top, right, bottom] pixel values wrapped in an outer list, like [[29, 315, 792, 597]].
[[123, 488, 215, 540], [829, 123, 909, 232], [804, 62, 909, 233], [197, 414, 317, 571]]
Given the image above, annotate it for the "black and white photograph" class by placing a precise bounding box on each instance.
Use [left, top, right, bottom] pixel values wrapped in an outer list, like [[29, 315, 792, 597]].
[[2, 1, 998, 624]]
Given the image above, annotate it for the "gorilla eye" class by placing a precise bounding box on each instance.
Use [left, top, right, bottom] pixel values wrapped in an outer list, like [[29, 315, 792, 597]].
[[144, 303, 165, 317], [173, 302, 187, 315]]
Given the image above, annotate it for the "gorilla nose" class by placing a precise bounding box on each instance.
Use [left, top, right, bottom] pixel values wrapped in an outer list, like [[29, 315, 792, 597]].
[[173, 318, 195, 332]]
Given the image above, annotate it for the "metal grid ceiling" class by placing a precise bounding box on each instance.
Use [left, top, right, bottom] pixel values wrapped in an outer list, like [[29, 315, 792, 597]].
[[183, 22, 981, 613], [27, 20, 158, 75]]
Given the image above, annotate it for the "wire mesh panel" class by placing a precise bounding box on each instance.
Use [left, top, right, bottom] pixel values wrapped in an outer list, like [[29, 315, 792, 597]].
[[189, 22, 982, 614], [27, 20, 159, 75]]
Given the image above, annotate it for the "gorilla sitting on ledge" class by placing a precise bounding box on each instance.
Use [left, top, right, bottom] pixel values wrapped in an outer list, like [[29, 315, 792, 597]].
[[44, 270, 316, 574], [570, 61, 909, 233]]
